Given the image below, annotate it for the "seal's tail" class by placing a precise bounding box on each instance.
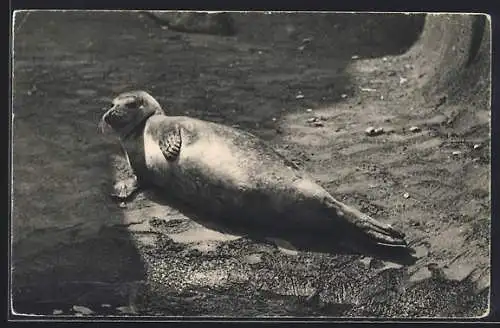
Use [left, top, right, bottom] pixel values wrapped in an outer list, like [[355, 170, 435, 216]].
[[324, 196, 417, 265]]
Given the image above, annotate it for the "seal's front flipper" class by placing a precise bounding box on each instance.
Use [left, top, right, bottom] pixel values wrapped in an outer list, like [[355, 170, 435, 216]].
[[111, 175, 141, 201], [158, 125, 182, 161]]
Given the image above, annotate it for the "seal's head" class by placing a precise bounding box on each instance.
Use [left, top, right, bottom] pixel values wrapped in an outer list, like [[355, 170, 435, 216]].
[[99, 91, 164, 139]]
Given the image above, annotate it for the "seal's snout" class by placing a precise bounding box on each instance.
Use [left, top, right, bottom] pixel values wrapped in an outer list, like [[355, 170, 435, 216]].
[[101, 104, 123, 126]]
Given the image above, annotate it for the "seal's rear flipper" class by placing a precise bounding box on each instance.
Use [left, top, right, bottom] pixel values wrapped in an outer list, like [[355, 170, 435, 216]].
[[324, 196, 417, 265]]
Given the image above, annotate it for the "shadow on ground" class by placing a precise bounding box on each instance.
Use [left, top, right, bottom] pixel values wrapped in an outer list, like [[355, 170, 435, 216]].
[[12, 12, 150, 315]]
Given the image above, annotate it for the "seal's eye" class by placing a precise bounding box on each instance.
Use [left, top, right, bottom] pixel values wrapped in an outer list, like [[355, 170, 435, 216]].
[[125, 102, 137, 109]]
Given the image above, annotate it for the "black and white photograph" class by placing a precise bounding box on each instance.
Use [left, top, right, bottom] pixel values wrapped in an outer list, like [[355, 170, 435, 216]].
[[10, 10, 491, 319]]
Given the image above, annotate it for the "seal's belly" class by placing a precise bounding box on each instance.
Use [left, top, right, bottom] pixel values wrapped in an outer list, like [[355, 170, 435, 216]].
[[174, 139, 327, 226], [134, 128, 328, 231], [140, 132, 252, 211], [179, 137, 252, 188]]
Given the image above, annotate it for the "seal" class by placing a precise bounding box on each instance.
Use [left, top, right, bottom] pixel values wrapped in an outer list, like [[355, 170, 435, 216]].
[[100, 91, 416, 264]]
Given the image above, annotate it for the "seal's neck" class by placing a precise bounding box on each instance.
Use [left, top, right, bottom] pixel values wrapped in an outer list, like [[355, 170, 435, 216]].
[[121, 111, 156, 140]]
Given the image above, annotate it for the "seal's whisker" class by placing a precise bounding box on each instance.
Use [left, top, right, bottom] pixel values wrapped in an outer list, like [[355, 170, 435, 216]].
[[98, 118, 112, 134]]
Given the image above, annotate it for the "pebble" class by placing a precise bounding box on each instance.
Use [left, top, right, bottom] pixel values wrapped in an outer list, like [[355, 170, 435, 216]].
[[72, 305, 94, 315], [365, 127, 384, 136], [341, 94, 348, 99], [307, 117, 318, 123], [452, 151, 462, 156], [409, 126, 421, 133], [53, 309, 63, 315], [473, 144, 482, 150], [365, 127, 376, 135], [306, 108, 313, 112], [403, 192, 410, 199], [296, 94, 305, 99], [351, 55, 359, 59], [101, 304, 111, 308]]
